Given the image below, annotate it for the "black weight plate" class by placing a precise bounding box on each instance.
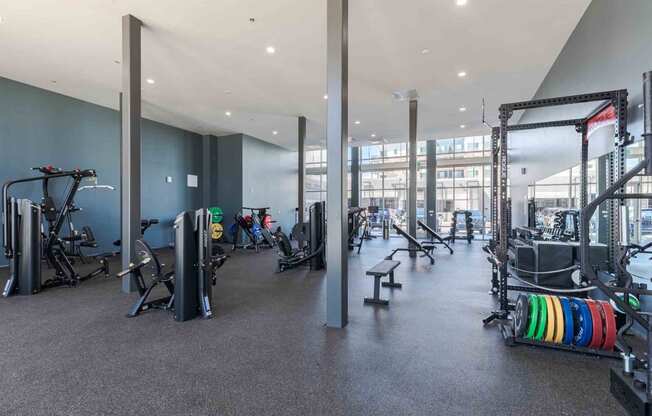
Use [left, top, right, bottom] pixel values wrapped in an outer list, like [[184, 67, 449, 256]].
[[514, 294, 529, 338]]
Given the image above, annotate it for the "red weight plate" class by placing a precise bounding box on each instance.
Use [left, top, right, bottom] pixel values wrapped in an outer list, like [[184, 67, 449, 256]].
[[598, 300, 617, 351], [585, 299, 604, 349]]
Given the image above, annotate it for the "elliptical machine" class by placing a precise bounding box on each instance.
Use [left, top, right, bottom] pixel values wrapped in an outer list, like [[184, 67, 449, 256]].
[[275, 201, 325, 272], [2, 166, 110, 297], [116, 208, 227, 321]]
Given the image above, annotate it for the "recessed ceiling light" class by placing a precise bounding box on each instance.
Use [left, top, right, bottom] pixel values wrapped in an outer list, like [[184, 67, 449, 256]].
[[146, 78, 155, 84], [114, 60, 120, 64], [272, 130, 278, 135], [266, 46, 276, 54], [460, 124, 466, 129], [457, 71, 467, 78], [371, 140, 381, 145], [323, 94, 328, 100], [421, 48, 430, 55], [354, 120, 361, 125], [459, 107, 467, 112], [225, 90, 232, 95], [371, 133, 376, 138], [225, 111, 232, 117], [639, 103, 644, 109], [456, 0, 468, 5], [51, 80, 57, 84]]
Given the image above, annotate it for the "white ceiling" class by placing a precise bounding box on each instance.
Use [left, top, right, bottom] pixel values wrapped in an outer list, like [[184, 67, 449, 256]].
[[0, 0, 591, 150]]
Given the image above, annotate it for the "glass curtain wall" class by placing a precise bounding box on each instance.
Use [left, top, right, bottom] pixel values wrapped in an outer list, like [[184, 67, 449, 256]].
[[304, 136, 492, 239]]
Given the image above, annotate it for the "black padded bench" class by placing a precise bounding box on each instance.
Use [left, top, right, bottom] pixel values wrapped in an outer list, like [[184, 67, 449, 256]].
[[364, 259, 401, 305], [417, 219, 454, 255]]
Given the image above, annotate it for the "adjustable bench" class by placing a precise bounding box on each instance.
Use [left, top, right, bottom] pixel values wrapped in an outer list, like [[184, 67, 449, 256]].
[[365, 259, 401, 305], [389, 224, 436, 265], [417, 219, 454, 255]]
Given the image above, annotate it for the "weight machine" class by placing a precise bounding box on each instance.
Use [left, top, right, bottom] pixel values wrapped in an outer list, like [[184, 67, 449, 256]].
[[348, 207, 368, 254], [2, 166, 109, 296], [275, 201, 325, 272], [231, 207, 275, 252], [116, 208, 227, 320]]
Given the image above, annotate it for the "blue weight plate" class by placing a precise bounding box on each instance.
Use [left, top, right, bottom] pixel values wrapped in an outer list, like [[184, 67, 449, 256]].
[[559, 297, 574, 345], [571, 298, 592, 347]]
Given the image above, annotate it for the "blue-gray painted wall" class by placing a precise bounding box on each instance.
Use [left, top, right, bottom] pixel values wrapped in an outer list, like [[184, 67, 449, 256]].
[[242, 134, 298, 235], [0, 76, 202, 265]]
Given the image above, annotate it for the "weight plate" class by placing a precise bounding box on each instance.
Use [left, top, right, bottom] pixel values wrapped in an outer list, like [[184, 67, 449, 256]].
[[262, 214, 273, 229], [559, 297, 574, 345], [534, 295, 548, 341], [208, 207, 224, 223], [525, 295, 539, 339], [610, 294, 641, 314], [551, 296, 565, 344], [586, 299, 604, 349], [598, 300, 617, 351], [571, 298, 592, 347], [514, 294, 529, 338], [228, 223, 238, 237], [211, 223, 223, 240], [544, 295, 556, 343]]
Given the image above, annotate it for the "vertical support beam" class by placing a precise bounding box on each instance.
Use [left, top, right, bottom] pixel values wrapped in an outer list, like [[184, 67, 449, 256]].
[[597, 154, 609, 244], [120, 14, 142, 293], [408, 99, 418, 257], [201, 135, 211, 208], [350, 146, 360, 208], [644, 71, 652, 174], [498, 109, 510, 311], [326, 0, 348, 328], [426, 139, 437, 230], [298, 116, 306, 221]]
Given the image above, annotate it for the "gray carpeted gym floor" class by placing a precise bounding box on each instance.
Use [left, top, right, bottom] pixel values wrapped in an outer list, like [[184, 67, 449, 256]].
[[0, 238, 628, 415]]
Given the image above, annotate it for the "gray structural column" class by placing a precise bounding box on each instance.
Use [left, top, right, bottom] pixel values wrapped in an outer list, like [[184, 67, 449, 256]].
[[326, 0, 348, 328], [350, 146, 360, 207], [298, 116, 306, 221], [201, 135, 211, 208], [408, 99, 418, 257], [120, 14, 142, 293], [426, 139, 437, 230]]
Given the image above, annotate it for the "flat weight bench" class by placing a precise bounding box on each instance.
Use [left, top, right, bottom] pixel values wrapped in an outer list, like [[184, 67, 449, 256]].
[[364, 259, 401, 305]]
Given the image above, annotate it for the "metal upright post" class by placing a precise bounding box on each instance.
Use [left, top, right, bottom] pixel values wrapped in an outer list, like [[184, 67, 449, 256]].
[[426, 140, 437, 230], [298, 116, 306, 221], [408, 99, 418, 257], [350, 146, 360, 208], [326, 0, 348, 328], [644, 70, 652, 401], [120, 14, 142, 293], [498, 109, 511, 312]]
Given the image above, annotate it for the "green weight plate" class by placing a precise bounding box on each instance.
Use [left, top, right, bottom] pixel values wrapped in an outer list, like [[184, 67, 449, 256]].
[[534, 295, 547, 341], [525, 294, 539, 339], [208, 207, 224, 223]]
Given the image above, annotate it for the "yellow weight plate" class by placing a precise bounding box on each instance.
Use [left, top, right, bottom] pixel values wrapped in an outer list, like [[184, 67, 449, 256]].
[[551, 296, 565, 344], [211, 223, 223, 240], [544, 295, 556, 343]]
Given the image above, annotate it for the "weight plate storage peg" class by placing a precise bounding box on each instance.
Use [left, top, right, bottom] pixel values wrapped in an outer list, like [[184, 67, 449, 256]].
[[525, 294, 540, 339], [559, 297, 574, 345], [571, 298, 592, 347], [534, 295, 548, 341], [514, 295, 529, 338], [544, 295, 556, 343], [551, 296, 565, 344], [598, 300, 617, 351], [585, 299, 604, 349]]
